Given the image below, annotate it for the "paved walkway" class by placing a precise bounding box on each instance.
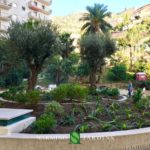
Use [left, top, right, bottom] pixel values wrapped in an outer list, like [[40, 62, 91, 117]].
[[120, 89, 150, 96], [119, 89, 128, 96]]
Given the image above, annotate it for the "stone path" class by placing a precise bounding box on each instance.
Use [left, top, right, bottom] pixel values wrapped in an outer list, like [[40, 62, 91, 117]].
[[119, 89, 128, 96]]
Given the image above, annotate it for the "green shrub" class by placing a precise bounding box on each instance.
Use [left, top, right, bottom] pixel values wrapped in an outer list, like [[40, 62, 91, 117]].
[[51, 84, 68, 101], [62, 114, 76, 126], [0, 89, 40, 106], [51, 83, 88, 102], [0, 86, 25, 101], [75, 123, 90, 133], [126, 72, 135, 80], [4, 68, 23, 87], [45, 101, 64, 116], [110, 102, 121, 112], [97, 88, 108, 96], [133, 81, 143, 89], [107, 71, 116, 81], [107, 64, 127, 81], [76, 61, 90, 77], [86, 95, 100, 102], [89, 87, 97, 95], [133, 80, 150, 90], [97, 88, 120, 97], [109, 88, 120, 97], [133, 88, 143, 103], [136, 96, 150, 109], [26, 90, 40, 106], [68, 84, 88, 100], [15, 93, 28, 103], [41, 92, 53, 102], [102, 123, 114, 131], [0, 78, 5, 87], [0, 91, 14, 100], [33, 113, 57, 134], [143, 81, 150, 90]]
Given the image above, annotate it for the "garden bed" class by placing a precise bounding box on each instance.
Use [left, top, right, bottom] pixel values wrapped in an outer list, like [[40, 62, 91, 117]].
[[0, 84, 149, 134], [1, 96, 149, 134]]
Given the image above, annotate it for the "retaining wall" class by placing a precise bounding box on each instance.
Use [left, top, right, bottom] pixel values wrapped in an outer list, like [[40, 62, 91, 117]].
[[0, 127, 150, 150]]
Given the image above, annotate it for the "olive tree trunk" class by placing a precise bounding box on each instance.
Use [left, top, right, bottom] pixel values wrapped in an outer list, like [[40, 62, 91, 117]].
[[55, 69, 61, 85], [27, 66, 40, 91], [89, 69, 97, 88]]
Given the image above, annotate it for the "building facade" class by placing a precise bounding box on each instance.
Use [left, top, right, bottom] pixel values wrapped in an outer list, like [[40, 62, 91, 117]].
[[0, 0, 52, 33]]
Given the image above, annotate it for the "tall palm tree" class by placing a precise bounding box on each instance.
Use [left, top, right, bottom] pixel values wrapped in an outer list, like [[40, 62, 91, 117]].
[[80, 3, 112, 34], [59, 33, 74, 59]]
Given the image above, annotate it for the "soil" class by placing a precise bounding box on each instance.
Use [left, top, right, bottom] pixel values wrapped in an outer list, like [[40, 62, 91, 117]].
[[0, 97, 150, 134], [0, 102, 45, 118]]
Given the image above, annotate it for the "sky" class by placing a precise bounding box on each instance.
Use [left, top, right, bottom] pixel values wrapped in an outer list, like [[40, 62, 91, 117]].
[[52, 0, 150, 16]]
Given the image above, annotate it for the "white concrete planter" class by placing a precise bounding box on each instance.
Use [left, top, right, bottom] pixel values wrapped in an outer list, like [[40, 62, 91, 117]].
[[0, 108, 36, 134], [0, 127, 150, 150]]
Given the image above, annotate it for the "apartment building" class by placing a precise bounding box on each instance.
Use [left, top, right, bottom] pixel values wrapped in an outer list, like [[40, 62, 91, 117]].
[[0, 0, 52, 33]]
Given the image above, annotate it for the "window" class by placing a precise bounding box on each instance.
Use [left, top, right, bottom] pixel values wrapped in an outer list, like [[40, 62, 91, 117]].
[[42, 5, 45, 10], [22, 6, 26, 11], [35, 12, 37, 16], [34, 2, 37, 6]]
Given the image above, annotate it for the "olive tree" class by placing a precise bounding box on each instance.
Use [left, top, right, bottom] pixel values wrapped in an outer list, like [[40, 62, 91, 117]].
[[0, 39, 25, 87], [8, 21, 57, 90], [80, 33, 116, 87]]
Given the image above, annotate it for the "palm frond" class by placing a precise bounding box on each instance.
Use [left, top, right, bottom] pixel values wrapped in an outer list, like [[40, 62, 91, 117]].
[[81, 3, 112, 34]]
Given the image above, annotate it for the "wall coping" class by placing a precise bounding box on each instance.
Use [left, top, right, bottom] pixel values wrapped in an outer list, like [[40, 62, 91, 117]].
[[0, 127, 150, 140]]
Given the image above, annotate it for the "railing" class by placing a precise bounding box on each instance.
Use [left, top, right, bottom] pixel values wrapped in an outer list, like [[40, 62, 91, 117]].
[[0, 12, 10, 21], [28, 1, 51, 15], [0, 0, 7, 4], [40, 8, 51, 15], [0, 24, 8, 32], [0, 0, 11, 9], [28, 1, 41, 11], [36, 0, 52, 6]]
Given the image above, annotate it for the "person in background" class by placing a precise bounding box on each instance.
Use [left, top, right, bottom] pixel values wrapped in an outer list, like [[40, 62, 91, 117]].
[[128, 81, 133, 97]]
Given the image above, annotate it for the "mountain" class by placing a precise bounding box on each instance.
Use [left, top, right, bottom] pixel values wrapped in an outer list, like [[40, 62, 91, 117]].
[[52, 12, 85, 34], [52, 4, 150, 36]]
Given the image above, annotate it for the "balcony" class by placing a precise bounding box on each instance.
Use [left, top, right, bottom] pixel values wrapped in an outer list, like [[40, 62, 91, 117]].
[[28, 1, 51, 15], [0, 12, 10, 21], [28, 1, 41, 12], [36, 0, 52, 6], [0, 24, 7, 33], [28, 12, 39, 20], [40, 8, 51, 15], [0, 0, 11, 10]]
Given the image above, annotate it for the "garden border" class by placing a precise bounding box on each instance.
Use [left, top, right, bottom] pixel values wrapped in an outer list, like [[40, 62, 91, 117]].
[[0, 127, 150, 150]]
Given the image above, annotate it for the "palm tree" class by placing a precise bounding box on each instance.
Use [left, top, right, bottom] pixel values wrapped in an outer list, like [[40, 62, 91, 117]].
[[80, 3, 112, 34], [59, 33, 74, 59]]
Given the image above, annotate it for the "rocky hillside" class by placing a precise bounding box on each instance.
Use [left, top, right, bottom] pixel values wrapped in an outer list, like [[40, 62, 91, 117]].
[[52, 12, 85, 34], [52, 4, 150, 35]]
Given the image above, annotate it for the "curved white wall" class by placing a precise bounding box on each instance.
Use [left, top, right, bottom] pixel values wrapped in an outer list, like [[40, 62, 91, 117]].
[[0, 127, 150, 150]]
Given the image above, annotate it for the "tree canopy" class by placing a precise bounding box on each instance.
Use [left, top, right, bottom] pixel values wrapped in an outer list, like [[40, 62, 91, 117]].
[[58, 32, 74, 59], [8, 21, 57, 90], [80, 33, 116, 87]]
